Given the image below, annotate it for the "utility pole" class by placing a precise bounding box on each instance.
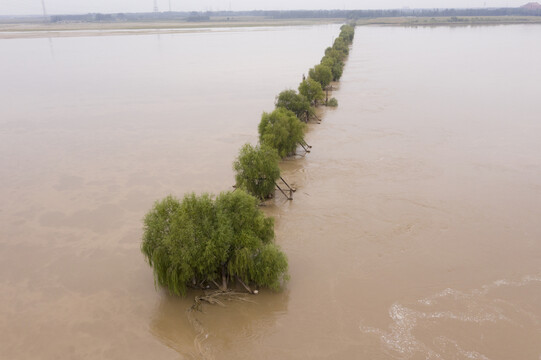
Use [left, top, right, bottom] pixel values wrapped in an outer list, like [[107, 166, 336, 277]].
[[153, 0, 159, 12]]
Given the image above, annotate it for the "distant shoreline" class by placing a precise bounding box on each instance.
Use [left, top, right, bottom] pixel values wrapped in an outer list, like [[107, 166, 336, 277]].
[[0, 18, 342, 39], [355, 15, 541, 26], [1, 16, 540, 39]]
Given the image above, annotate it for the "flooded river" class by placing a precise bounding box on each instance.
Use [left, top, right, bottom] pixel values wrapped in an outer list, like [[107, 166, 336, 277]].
[[1, 24, 541, 359]]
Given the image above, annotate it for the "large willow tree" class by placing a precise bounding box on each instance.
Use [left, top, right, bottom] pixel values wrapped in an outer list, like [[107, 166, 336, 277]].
[[275, 89, 312, 122], [308, 64, 333, 89], [298, 78, 324, 106], [233, 143, 281, 200], [141, 190, 288, 296], [258, 108, 306, 158]]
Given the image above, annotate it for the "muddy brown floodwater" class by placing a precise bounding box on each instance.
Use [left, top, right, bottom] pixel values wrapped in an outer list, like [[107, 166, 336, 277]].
[[1, 24, 541, 359]]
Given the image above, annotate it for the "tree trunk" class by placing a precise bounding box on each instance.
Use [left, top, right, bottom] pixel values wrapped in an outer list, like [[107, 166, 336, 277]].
[[221, 264, 227, 291], [236, 276, 253, 294], [325, 87, 329, 105]]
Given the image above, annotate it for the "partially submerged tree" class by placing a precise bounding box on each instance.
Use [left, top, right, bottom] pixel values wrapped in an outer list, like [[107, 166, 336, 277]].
[[275, 89, 312, 122], [325, 47, 347, 62], [339, 24, 355, 43], [258, 108, 306, 158], [233, 143, 280, 200], [298, 78, 324, 106], [141, 190, 288, 296], [308, 64, 333, 89], [321, 55, 344, 82], [332, 37, 349, 56], [327, 97, 338, 107]]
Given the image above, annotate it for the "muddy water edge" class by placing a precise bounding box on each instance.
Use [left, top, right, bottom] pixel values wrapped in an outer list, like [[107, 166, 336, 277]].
[[1, 24, 541, 359]]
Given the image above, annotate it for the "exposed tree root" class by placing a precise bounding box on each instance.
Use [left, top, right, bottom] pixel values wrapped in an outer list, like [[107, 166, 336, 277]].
[[190, 290, 254, 312]]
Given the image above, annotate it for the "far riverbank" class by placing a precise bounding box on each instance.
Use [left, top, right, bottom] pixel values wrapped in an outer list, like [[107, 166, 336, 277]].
[[0, 18, 342, 39], [1, 16, 541, 39]]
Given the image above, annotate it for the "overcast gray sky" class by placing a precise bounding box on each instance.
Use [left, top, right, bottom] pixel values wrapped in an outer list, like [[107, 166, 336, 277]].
[[1, 0, 530, 16]]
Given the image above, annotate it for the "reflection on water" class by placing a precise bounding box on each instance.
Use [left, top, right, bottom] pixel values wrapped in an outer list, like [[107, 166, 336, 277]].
[[1, 23, 541, 359], [150, 290, 290, 359], [150, 293, 200, 359]]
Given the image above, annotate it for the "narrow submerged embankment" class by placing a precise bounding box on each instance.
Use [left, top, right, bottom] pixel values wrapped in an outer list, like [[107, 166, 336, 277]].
[[140, 23, 356, 304], [139, 22, 356, 359]]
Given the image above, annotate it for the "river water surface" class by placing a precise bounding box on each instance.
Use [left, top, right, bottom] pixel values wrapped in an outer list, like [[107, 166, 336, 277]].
[[1, 24, 541, 359]]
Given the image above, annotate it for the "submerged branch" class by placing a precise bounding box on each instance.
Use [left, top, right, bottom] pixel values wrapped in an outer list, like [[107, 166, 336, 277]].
[[190, 290, 254, 312]]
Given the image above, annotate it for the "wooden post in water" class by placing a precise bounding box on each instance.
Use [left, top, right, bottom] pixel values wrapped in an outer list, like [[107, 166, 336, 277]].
[[325, 86, 329, 105], [275, 176, 296, 200], [299, 143, 310, 154]]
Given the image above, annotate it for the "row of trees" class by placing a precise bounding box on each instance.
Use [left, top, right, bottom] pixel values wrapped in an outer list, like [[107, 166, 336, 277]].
[[43, 8, 540, 24], [142, 24, 355, 297], [233, 24, 356, 201]]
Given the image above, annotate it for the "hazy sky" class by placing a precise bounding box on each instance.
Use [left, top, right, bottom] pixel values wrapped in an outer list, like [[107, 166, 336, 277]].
[[1, 0, 530, 16]]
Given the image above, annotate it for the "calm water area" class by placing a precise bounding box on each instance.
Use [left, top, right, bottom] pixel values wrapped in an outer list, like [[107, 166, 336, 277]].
[[1, 24, 541, 359]]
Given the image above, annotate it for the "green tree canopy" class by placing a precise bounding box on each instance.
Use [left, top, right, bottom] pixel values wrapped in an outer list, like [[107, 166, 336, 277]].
[[321, 56, 344, 82], [339, 24, 355, 43], [141, 190, 288, 296], [327, 97, 338, 107], [275, 89, 312, 121], [332, 37, 349, 56], [258, 108, 306, 158], [325, 47, 347, 62], [233, 143, 280, 200], [308, 64, 333, 89], [298, 78, 324, 106]]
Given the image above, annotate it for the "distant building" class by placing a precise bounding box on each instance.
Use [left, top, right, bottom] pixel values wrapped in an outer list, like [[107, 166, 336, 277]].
[[521, 2, 541, 10]]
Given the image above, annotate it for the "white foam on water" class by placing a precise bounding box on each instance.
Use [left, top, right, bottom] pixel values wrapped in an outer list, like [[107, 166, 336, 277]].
[[359, 304, 442, 359], [434, 337, 490, 360], [360, 274, 541, 359]]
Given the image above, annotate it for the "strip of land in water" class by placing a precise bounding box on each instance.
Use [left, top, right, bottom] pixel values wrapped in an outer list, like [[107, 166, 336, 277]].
[[0, 18, 343, 39], [1, 16, 540, 39], [355, 15, 541, 26]]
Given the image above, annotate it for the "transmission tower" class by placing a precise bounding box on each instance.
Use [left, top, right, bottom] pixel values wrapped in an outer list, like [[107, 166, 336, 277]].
[[153, 0, 159, 12], [41, 0, 48, 18]]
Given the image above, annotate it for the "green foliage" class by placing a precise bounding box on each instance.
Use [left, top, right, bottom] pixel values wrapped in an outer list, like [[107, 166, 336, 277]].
[[332, 37, 349, 56], [140, 23, 357, 300], [308, 64, 333, 89], [250, 243, 289, 290], [141, 193, 217, 296], [327, 97, 338, 107], [141, 190, 288, 296], [275, 89, 312, 121], [259, 108, 306, 158], [321, 55, 344, 81], [320, 56, 334, 69], [339, 24, 355, 43], [325, 47, 347, 62], [318, 25, 354, 83], [298, 78, 324, 106], [233, 143, 280, 200]]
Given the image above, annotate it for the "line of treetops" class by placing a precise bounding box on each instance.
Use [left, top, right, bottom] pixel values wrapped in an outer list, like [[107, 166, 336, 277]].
[[44, 7, 541, 24], [141, 24, 356, 297]]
